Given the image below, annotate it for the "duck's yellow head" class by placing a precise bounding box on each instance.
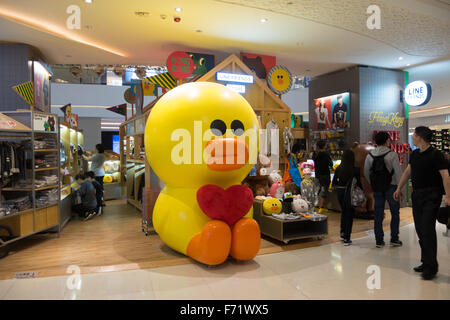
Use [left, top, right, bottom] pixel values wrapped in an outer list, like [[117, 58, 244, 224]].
[[145, 82, 259, 188]]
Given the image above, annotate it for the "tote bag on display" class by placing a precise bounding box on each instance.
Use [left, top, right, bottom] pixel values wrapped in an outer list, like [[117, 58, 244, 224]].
[[282, 157, 291, 184], [288, 156, 302, 188]]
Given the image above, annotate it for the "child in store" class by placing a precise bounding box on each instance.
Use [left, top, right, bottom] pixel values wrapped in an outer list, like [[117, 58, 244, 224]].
[[72, 173, 97, 221], [86, 171, 104, 216]]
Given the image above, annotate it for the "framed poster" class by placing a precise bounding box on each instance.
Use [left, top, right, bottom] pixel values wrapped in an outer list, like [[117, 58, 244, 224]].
[[33, 113, 57, 132], [314, 92, 350, 130], [33, 61, 51, 112], [241, 52, 276, 79], [187, 52, 215, 75]]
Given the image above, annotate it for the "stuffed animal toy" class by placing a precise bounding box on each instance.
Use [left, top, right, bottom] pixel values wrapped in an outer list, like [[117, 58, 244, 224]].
[[268, 170, 282, 184], [300, 168, 319, 208], [284, 181, 300, 195], [263, 198, 282, 215], [292, 197, 309, 214], [282, 192, 294, 213], [269, 182, 284, 199], [258, 154, 271, 176], [268, 170, 284, 199]]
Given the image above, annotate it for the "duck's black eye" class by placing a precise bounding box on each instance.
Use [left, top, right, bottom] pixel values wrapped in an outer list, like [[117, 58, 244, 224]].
[[231, 120, 244, 136], [210, 119, 226, 136]]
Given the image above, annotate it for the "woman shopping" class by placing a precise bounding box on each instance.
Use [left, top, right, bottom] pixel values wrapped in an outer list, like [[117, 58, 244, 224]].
[[332, 149, 362, 246], [83, 144, 106, 203]]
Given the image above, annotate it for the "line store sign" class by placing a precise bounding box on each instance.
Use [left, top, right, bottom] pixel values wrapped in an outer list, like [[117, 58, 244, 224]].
[[404, 81, 432, 106]]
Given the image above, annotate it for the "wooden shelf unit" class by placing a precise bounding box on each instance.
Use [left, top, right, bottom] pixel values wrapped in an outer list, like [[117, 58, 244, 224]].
[[0, 111, 61, 257]]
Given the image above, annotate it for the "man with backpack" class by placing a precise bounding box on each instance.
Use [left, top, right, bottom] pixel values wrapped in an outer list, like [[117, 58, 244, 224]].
[[364, 131, 403, 248], [394, 126, 450, 280]]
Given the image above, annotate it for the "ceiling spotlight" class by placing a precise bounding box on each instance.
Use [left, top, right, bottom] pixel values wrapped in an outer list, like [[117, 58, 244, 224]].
[[260, 18, 268, 23], [398, 57, 403, 60], [175, 7, 182, 12], [196, 29, 202, 33]]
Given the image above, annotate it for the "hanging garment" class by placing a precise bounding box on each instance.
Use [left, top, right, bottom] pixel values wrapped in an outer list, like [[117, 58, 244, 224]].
[[283, 127, 293, 154], [265, 119, 278, 157]]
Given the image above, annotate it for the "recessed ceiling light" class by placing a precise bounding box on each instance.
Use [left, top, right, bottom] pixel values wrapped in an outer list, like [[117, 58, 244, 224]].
[[398, 57, 403, 60], [406, 64, 411, 66], [196, 29, 202, 33], [85, 0, 92, 3], [175, 7, 182, 12], [84, 25, 92, 30], [260, 18, 268, 23]]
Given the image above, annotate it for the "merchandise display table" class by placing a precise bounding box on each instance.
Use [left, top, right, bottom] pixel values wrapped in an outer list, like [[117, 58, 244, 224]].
[[253, 199, 328, 244]]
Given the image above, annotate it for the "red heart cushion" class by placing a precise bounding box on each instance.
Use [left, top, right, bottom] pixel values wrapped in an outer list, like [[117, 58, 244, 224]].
[[197, 185, 254, 227]]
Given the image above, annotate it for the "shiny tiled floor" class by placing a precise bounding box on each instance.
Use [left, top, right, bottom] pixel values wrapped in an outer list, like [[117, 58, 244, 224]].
[[1, 223, 449, 300]]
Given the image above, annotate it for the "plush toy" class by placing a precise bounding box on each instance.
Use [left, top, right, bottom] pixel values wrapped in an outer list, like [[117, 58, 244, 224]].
[[300, 168, 319, 208], [268, 170, 284, 199], [103, 174, 113, 183], [263, 198, 282, 215], [284, 181, 299, 195], [258, 154, 271, 176], [268, 170, 282, 184], [282, 192, 294, 213], [292, 197, 310, 214]]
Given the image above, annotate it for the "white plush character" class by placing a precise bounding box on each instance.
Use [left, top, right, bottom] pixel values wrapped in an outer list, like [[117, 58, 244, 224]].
[[268, 170, 282, 184], [292, 197, 309, 214]]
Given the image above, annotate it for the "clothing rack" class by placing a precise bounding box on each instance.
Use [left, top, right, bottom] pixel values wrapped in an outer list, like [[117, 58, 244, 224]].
[[0, 111, 61, 259]]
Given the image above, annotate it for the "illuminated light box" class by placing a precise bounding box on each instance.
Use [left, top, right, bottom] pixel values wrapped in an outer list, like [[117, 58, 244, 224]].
[[226, 84, 246, 94], [404, 81, 432, 106], [216, 72, 253, 84]]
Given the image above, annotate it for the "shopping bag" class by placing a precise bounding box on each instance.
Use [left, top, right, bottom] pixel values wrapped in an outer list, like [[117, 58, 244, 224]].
[[288, 156, 302, 188], [282, 157, 291, 184]]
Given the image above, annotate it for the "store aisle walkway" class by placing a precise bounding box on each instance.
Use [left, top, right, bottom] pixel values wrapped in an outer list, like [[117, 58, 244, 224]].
[[0, 223, 448, 300]]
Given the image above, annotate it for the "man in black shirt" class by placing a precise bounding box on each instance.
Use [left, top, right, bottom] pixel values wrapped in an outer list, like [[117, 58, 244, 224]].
[[313, 140, 333, 213], [394, 126, 450, 280]]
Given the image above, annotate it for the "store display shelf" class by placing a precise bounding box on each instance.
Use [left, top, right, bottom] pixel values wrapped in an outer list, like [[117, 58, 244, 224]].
[[0, 208, 34, 221], [127, 158, 145, 163], [35, 167, 59, 172], [35, 185, 59, 191], [34, 149, 58, 152], [35, 203, 59, 211], [35, 223, 59, 234], [1, 187, 32, 191]]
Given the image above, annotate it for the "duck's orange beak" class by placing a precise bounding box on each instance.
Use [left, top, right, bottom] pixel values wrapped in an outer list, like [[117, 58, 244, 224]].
[[206, 138, 249, 171]]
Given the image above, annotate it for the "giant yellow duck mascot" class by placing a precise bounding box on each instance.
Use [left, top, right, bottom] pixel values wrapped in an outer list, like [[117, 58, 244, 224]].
[[145, 82, 260, 266]]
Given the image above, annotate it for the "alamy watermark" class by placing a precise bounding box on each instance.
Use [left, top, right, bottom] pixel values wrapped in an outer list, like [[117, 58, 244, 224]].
[[366, 265, 381, 290], [367, 5, 381, 30]]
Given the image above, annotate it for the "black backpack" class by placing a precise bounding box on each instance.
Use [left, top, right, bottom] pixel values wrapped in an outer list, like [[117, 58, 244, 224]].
[[369, 151, 393, 192]]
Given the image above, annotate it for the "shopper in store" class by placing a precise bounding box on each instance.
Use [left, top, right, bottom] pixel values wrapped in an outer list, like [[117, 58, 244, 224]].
[[86, 171, 103, 216], [332, 149, 361, 245], [313, 140, 333, 213], [83, 144, 106, 205], [364, 131, 403, 248], [72, 173, 97, 221], [394, 126, 450, 280]]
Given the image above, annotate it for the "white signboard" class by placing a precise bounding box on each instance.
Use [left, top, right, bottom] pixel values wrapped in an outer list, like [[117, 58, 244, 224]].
[[216, 72, 253, 84], [226, 84, 246, 94], [404, 81, 431, 106]]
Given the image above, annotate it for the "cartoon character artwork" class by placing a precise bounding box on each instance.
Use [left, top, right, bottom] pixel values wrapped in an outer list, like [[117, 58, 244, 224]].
[[188, 52, 215, 75], [145, 82, 261, 266], [47, 116, 55, 131], [263, 198, 282, 215], [242, 55, 267, 79], [267, 65, 293, 95]]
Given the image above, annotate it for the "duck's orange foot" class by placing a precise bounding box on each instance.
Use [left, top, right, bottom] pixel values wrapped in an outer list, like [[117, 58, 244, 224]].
[[230, 218, 261, 261], [187, 220, 231, 266]]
